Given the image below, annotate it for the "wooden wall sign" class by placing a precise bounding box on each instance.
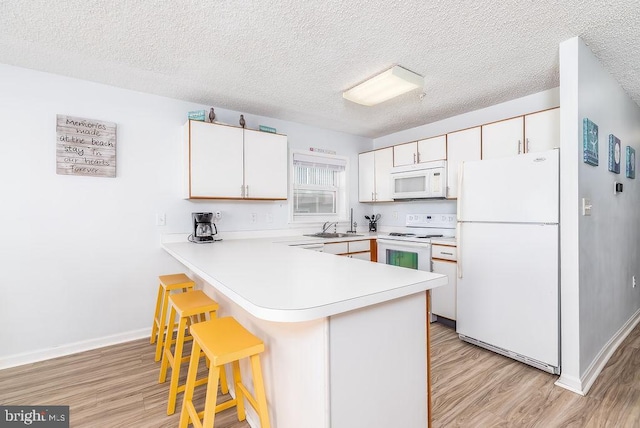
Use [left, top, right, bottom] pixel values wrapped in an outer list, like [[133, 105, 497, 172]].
[[56, 115, 117, 177]]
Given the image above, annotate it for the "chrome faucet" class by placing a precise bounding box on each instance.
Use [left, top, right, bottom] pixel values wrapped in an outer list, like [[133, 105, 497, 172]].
[[322, 221, 338, 233]]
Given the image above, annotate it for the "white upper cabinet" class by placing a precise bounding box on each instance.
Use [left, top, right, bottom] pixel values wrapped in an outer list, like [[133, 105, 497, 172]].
[[374, 147, 393, 201], [393, 142, 418, 167], [418, 135, 447, 163], [187, 120, 244, 198], [393, 135, 446, 166], [184, 120, 287, 199], [359, 147, 393, 202], [446, 127, 481, 199], [358, 151, 375, 202], [524, 108, 560, 153], [481, 116, 524, 160], [244, 129, 288, 199]]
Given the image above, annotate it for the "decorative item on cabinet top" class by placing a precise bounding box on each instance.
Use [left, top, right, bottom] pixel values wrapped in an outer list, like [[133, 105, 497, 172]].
[[259, 125, 277, 133], [188, 110, 206, 121]]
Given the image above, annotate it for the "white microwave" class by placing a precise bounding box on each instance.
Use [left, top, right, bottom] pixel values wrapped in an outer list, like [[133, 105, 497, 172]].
[[390, 160, 447, 200]]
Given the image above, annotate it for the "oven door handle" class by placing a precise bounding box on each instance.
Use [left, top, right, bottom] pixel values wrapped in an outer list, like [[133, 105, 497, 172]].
[[377, 240, 431, 250]]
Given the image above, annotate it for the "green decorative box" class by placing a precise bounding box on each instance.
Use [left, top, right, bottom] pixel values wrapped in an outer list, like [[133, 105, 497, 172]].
[[188, 110, 206, 121], [259, 125, 277, 133]]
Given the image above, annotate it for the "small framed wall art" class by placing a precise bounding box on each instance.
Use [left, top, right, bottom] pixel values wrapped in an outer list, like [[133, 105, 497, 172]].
[[626, 146, 636, 179], [582, 118, 599, 166], [608, 134, 621, 174]]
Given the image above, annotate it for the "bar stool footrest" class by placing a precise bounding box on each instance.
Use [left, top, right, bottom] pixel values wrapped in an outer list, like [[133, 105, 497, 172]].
[[236, 382, 259, 414]]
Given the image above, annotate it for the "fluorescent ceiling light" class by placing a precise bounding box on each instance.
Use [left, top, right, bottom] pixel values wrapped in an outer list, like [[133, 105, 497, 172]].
[[343, 65, 424, 106]]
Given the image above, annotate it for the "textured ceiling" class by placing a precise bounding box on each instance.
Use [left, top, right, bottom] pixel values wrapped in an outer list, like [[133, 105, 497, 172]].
[[1, 1, 638, 138]]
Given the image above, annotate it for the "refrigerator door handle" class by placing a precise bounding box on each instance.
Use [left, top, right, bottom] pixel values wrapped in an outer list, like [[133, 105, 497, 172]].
[[457, 222, 462, 278], [456, 163, 463, 278], [457, 161, 464, 219]]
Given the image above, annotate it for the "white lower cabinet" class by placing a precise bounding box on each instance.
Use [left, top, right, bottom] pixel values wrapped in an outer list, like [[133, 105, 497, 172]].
[[323, 240, 373, 261], [431, 244, 457, 321], [323, 242, 349, 255], [348, 252, 371, 261]]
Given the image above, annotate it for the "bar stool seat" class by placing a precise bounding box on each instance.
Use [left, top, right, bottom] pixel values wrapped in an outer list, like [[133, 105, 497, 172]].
[[151, 273, 195, 362], [159, 290, 226, 415], [179, 317, 271, 428]]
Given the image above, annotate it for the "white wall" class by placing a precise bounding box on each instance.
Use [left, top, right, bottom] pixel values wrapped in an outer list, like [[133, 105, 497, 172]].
[[0, 63, 370, 366], [558, 37, 640, 393], [369, 88, 560, 228]]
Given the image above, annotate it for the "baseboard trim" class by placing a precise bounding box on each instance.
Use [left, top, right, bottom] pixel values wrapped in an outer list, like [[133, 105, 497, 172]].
[[554, 374, 585, 395], [0, 328, 150, 370], [555, 307, 640, 395]]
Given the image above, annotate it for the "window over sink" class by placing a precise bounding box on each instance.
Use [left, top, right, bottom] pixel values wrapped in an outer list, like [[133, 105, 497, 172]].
[[290, 151, 348, 223]]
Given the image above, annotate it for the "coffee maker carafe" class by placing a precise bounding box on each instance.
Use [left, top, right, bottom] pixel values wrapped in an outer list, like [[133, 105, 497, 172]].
[[192, 212, 217, 243]]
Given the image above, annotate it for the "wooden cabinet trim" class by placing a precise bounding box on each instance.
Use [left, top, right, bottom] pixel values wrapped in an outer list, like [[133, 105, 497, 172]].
[[431, 257, 457, 263]]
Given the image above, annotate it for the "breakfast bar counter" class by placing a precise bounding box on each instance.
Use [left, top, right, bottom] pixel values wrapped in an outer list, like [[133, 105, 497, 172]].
[[162, 238, 446, 428]]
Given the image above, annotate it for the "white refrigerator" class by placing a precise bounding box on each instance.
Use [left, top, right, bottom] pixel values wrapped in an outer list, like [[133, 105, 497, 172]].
[[456, 148, 560, 374]]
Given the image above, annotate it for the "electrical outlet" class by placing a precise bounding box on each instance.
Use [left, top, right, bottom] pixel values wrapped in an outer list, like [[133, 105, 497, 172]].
[[215, 211, 222, 220], [582, 198, 592, 216], [393, 211, 398, 220], [251, 213, 257, 223], [155, 213, 166, 226], [633, 275, 636, 288]]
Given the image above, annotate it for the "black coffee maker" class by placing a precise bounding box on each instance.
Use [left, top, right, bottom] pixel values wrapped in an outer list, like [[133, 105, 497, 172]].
[[192, 212, 217, 243]]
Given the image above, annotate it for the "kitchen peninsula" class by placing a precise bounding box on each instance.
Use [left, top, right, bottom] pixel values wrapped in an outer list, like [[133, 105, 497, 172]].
[[162, 238, 446, 428]]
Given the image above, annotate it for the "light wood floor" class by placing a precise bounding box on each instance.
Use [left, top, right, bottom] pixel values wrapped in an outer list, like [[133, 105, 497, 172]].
[[430, 322, 640, 427], [1, 322, 639, 427]]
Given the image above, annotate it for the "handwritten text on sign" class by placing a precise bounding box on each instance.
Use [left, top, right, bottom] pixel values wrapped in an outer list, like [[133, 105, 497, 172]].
[[56, 115, 117, 177]]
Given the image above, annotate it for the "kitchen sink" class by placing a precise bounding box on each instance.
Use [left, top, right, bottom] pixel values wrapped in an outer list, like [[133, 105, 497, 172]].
[[304, 233, 363, 238]]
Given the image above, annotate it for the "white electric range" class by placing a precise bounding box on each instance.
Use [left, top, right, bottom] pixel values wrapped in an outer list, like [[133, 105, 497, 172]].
[[377, 214, 456, 271]]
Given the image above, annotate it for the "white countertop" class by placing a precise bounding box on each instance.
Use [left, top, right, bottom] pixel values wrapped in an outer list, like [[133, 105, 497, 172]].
[[162, 238, 446, 322]]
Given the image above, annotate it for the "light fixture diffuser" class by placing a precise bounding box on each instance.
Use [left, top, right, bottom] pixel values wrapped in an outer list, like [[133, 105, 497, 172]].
[[343, 65, 424, 106]]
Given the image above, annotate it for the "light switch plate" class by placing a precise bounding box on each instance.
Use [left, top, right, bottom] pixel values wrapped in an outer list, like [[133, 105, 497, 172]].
[[582, 198, 592, 216]]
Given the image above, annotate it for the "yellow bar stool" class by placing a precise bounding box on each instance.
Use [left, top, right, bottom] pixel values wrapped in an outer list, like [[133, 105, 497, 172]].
[[179, 317, 271, 428], [151, 273, 196, 362], [159, 290, 228, 415]]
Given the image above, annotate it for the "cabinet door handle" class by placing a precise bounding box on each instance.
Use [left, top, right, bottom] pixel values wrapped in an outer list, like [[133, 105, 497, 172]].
[[526, 138, 530, 153], [246, 185, 249, 197], [518, 140, 522, 154], [413, 153, 417, 164], [241, 185, 245, 197], [371, 192, 375, 201], [417, 152, 421, 163]]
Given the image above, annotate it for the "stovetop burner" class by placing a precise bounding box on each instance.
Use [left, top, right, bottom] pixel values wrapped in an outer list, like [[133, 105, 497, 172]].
[[383, 233, 445, 240]]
